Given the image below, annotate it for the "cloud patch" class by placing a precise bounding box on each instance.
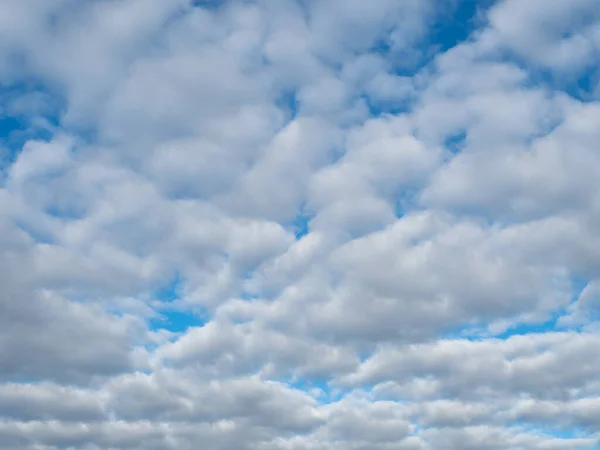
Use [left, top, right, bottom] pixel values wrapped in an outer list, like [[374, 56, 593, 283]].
[[1, 0, 600, 449]]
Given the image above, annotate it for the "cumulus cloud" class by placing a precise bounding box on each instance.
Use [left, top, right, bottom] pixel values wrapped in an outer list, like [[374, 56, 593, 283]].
[[1, 0, 600, 449]]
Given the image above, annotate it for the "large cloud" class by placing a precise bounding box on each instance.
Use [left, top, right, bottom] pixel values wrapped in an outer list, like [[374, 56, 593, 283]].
[[1, 0, 600, 449]]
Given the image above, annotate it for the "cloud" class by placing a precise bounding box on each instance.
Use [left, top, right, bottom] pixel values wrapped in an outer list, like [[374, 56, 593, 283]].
[[485, 0, 600, 75], [1, 0, 600, 449]]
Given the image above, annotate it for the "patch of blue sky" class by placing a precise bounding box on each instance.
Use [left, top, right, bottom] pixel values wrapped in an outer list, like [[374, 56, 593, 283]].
[[238, 291, 260, 302], [0, 115, 31, 171], [571, 277, 590, 299], [287, 377, 350, 405], [525, 66, 593, 102], [155, 272, 184, 303], [365, 1, 493, 118], [1, 82, 59, 117], [149, 310, 207, 333], [494, 314, 564, 340], [43, 203, 88, 221], [276, 90, 298, 122], [277, 204, 314, 242], [515, 424, 593, 442], [361, 93, 415, 119], [543, 429, 589, 440], [445, 278, 591, 341], [0, 78, 108, 161], [426, 0, 494, 52], [448, 317, 564, 343], [0, 116, 21, 140], [372, 0, 492, 73], [444, 129, 467, 155], [0, 84, 61, 176], [149, 273, 208, 332], [409, 424, 423, 437], [441, 324, 488, 342], [191, 0, 223, 10], [14, 220, 55, 245], [393, 186, 422, 219], [571, 68, 600, 101], [290, 208, 312, 240], [502, 44, 600, 103]]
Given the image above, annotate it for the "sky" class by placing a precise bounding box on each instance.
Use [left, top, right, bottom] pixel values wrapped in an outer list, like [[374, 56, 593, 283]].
[[1, 0, 600, 449]]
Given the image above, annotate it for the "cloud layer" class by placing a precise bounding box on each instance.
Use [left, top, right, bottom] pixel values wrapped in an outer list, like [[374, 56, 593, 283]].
[[1, 0, 600, 448]]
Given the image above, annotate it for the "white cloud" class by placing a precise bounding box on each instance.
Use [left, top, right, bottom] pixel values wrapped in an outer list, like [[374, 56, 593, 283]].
[[1, 0, 600, 449], [486, 0, 600, 74]]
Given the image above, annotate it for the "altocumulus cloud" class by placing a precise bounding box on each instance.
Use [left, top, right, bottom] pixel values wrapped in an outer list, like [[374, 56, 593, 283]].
[[1, 0, 600, 449]]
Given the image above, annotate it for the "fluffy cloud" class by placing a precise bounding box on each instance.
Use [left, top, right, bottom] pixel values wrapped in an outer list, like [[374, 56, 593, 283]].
[[1, 0, 600, 449]]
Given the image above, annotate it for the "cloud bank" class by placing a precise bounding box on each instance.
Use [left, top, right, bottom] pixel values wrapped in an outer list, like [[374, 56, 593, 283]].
[[1, 0, 600, 448]]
